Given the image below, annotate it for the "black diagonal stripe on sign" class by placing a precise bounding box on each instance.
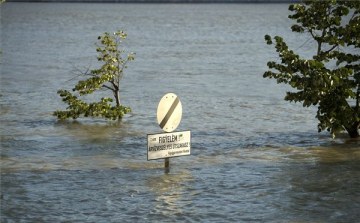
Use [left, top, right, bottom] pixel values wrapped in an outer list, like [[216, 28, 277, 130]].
[[159, 97, 180, 129]]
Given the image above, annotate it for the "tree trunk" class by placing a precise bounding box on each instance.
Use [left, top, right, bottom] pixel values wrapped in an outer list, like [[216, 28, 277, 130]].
[[114, 89, 121, 107], [114, 89, 122, 121], [345, 123, 360, 138]]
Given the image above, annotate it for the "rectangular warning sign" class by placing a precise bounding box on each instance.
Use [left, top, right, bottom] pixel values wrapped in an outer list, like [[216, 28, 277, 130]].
[[147, 131, 191, 160]]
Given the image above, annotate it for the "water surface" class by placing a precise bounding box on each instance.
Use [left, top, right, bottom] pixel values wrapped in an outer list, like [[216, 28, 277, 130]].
[[1, 3, 359, 222]]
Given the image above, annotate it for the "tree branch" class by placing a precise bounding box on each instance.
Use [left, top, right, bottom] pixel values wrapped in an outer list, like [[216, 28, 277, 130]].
[[68, 62, 96, 82], [321, 44, 339, 57], [295, 36, 314, 52], [356, 82, 360, 114], [102, 84, 115, 91], [308, 28, 315, 39]]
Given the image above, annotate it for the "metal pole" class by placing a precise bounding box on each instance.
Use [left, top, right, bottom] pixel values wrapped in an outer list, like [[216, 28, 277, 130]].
[[165, 158, 170, 173]]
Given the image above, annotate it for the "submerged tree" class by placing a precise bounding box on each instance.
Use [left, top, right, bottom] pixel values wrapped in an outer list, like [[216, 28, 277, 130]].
[[54, 31, 135, 121], [264, 0, 360, 138]]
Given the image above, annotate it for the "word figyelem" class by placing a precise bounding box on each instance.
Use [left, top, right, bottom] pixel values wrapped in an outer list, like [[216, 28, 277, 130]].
[[159, 134, 178, 143]]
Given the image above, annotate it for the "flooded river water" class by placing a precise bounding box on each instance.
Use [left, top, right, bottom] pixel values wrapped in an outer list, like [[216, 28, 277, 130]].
[[1, 3, 359, 222]]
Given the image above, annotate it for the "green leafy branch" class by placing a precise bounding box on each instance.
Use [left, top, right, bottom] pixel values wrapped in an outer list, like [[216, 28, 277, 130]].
[[54, 31, 135, 121], [264, 0, 360, 138]]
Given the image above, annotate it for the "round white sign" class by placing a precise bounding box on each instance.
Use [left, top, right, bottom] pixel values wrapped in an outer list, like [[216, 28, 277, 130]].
[[157, 93, 182, 132]]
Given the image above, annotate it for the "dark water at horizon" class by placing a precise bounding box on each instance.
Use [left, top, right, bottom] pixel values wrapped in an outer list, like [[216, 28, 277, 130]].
[[1, 3, 359, 222], [6, 0, 301, 3]]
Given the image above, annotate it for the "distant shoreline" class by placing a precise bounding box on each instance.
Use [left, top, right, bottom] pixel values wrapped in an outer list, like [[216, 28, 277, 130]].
[[6, 0, 301, 3]]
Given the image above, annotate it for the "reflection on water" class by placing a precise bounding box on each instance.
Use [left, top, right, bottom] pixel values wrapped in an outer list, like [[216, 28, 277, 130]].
[[54, 118, 137, 139], [145, 170, 194, 218], [307, 147, 360, 163]]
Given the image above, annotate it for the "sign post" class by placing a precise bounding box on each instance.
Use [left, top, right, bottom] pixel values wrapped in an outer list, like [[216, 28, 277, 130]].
[[165, 158, 170, 168], [147, 93, 191, 170]]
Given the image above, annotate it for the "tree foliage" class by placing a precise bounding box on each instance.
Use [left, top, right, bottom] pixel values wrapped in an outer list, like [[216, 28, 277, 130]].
[[264, 0, 360, 138], [54, 31, 135, 121]]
